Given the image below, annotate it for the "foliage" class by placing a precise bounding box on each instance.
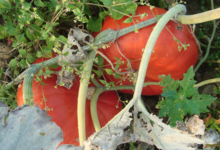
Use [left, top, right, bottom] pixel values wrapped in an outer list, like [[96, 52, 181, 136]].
[[157, 66, 217, 126], [0, 0, 138, 109], [0, 83, 17, 109], [0, 0, 138, 71]]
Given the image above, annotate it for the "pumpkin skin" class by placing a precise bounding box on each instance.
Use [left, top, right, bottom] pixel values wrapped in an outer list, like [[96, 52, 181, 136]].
[[17, 60, 122, 146], [93, 6, 198, 95]]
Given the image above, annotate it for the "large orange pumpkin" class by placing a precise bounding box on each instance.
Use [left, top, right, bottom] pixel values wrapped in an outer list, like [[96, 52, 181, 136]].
[[93, 6, 198, 95]]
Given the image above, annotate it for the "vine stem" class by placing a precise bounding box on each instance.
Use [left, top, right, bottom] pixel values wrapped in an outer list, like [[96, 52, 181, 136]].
[[90, 81, 160, 132], [193, 78, 220, 88], [194, 0, 216, 72], [77, 50, 96, 146], [177, 7, 220, 24], [22, 57, 58, 104], [132, 4, 186, 103], [90, 88, 103, 131]]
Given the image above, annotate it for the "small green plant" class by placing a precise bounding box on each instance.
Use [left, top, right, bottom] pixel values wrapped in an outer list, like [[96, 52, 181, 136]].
[[157, 66, 216, 126], [201, 0, 207, 11], [0, 83, 17, 109]]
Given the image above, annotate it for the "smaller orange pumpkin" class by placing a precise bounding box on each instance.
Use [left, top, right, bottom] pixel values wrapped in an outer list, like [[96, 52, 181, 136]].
[[17, 59, 123, 146]]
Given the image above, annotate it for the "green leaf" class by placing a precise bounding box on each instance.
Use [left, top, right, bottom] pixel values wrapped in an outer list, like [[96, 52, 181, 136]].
[[113, 72, 121, 79], [123, 18, 132, 23], [92, 69, 103, 78], [45, 22, 53, 33], [87, 17, 102, 32], [19, 49, 27, 57], [27, 41, 35, 47], [35, 75, 41, 82], [184, 93, 216, 115], [99, 79, 107, 85], [49, 63, 59, 69], [6, 26, 18, 36], [55, 4, 62, 13], [100, 0, 112, 6], [45, 69, 54, 76], [36, 51, 42, 58], [0, 2, 6, 8], [34, 0, 45, 7], [35, 19, 44, 26], [63, 51, 69, 56], [58, 35, 67, 44], [46, 39, 53, 49], [50, 0, 58, 6], [9, 58, 17, 69], [37, 69, 43, 76], [83, 4, 91, 16], [27, 54, 35, 64], [0, 0, 11, 8], [99, 11, 109, 19], [25, 24, 41, 40], [179, 66, 197, 97], [126, 8, 136, 16], [73, 8, 81, 15], [19, 59, 27, 69], [0, 25, 7, 39], [94, 55, 104, 66], [67, 3, 76, 9], [104, 68, 113, 75], [158, 66, 216, 126], [159, 74, 179, 92], [110, 0, 137, 20], [17, 33, 28, 43], [49, 35, 56, 41], [53, 22, 59, 27], [159, 0, 168, 9], [23, 2, 31, 10], [43, 46, 52, 54], [115, 57, 121, 69]]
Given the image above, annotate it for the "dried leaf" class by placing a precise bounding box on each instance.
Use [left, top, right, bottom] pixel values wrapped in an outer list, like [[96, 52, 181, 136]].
[[57, 144, 83, 150], [204, 113, 213, 127], [86, 87, 96, 100], [56, 70, 75, 89], [0, 105, 63, 150], [84, 111, 138, 150], [176, 115, 205, 135], [59, 28, 94, 66], [203, 129, 220, 145], [134, 99, 206, 150]]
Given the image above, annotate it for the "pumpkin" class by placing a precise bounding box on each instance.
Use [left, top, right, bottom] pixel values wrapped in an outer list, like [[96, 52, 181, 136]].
[[93, 6, 198, 95], [17, 59, 123, 146]]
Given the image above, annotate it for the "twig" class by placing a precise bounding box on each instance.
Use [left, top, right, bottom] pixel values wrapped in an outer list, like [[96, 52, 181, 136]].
[[194, 0, 216, 72]]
